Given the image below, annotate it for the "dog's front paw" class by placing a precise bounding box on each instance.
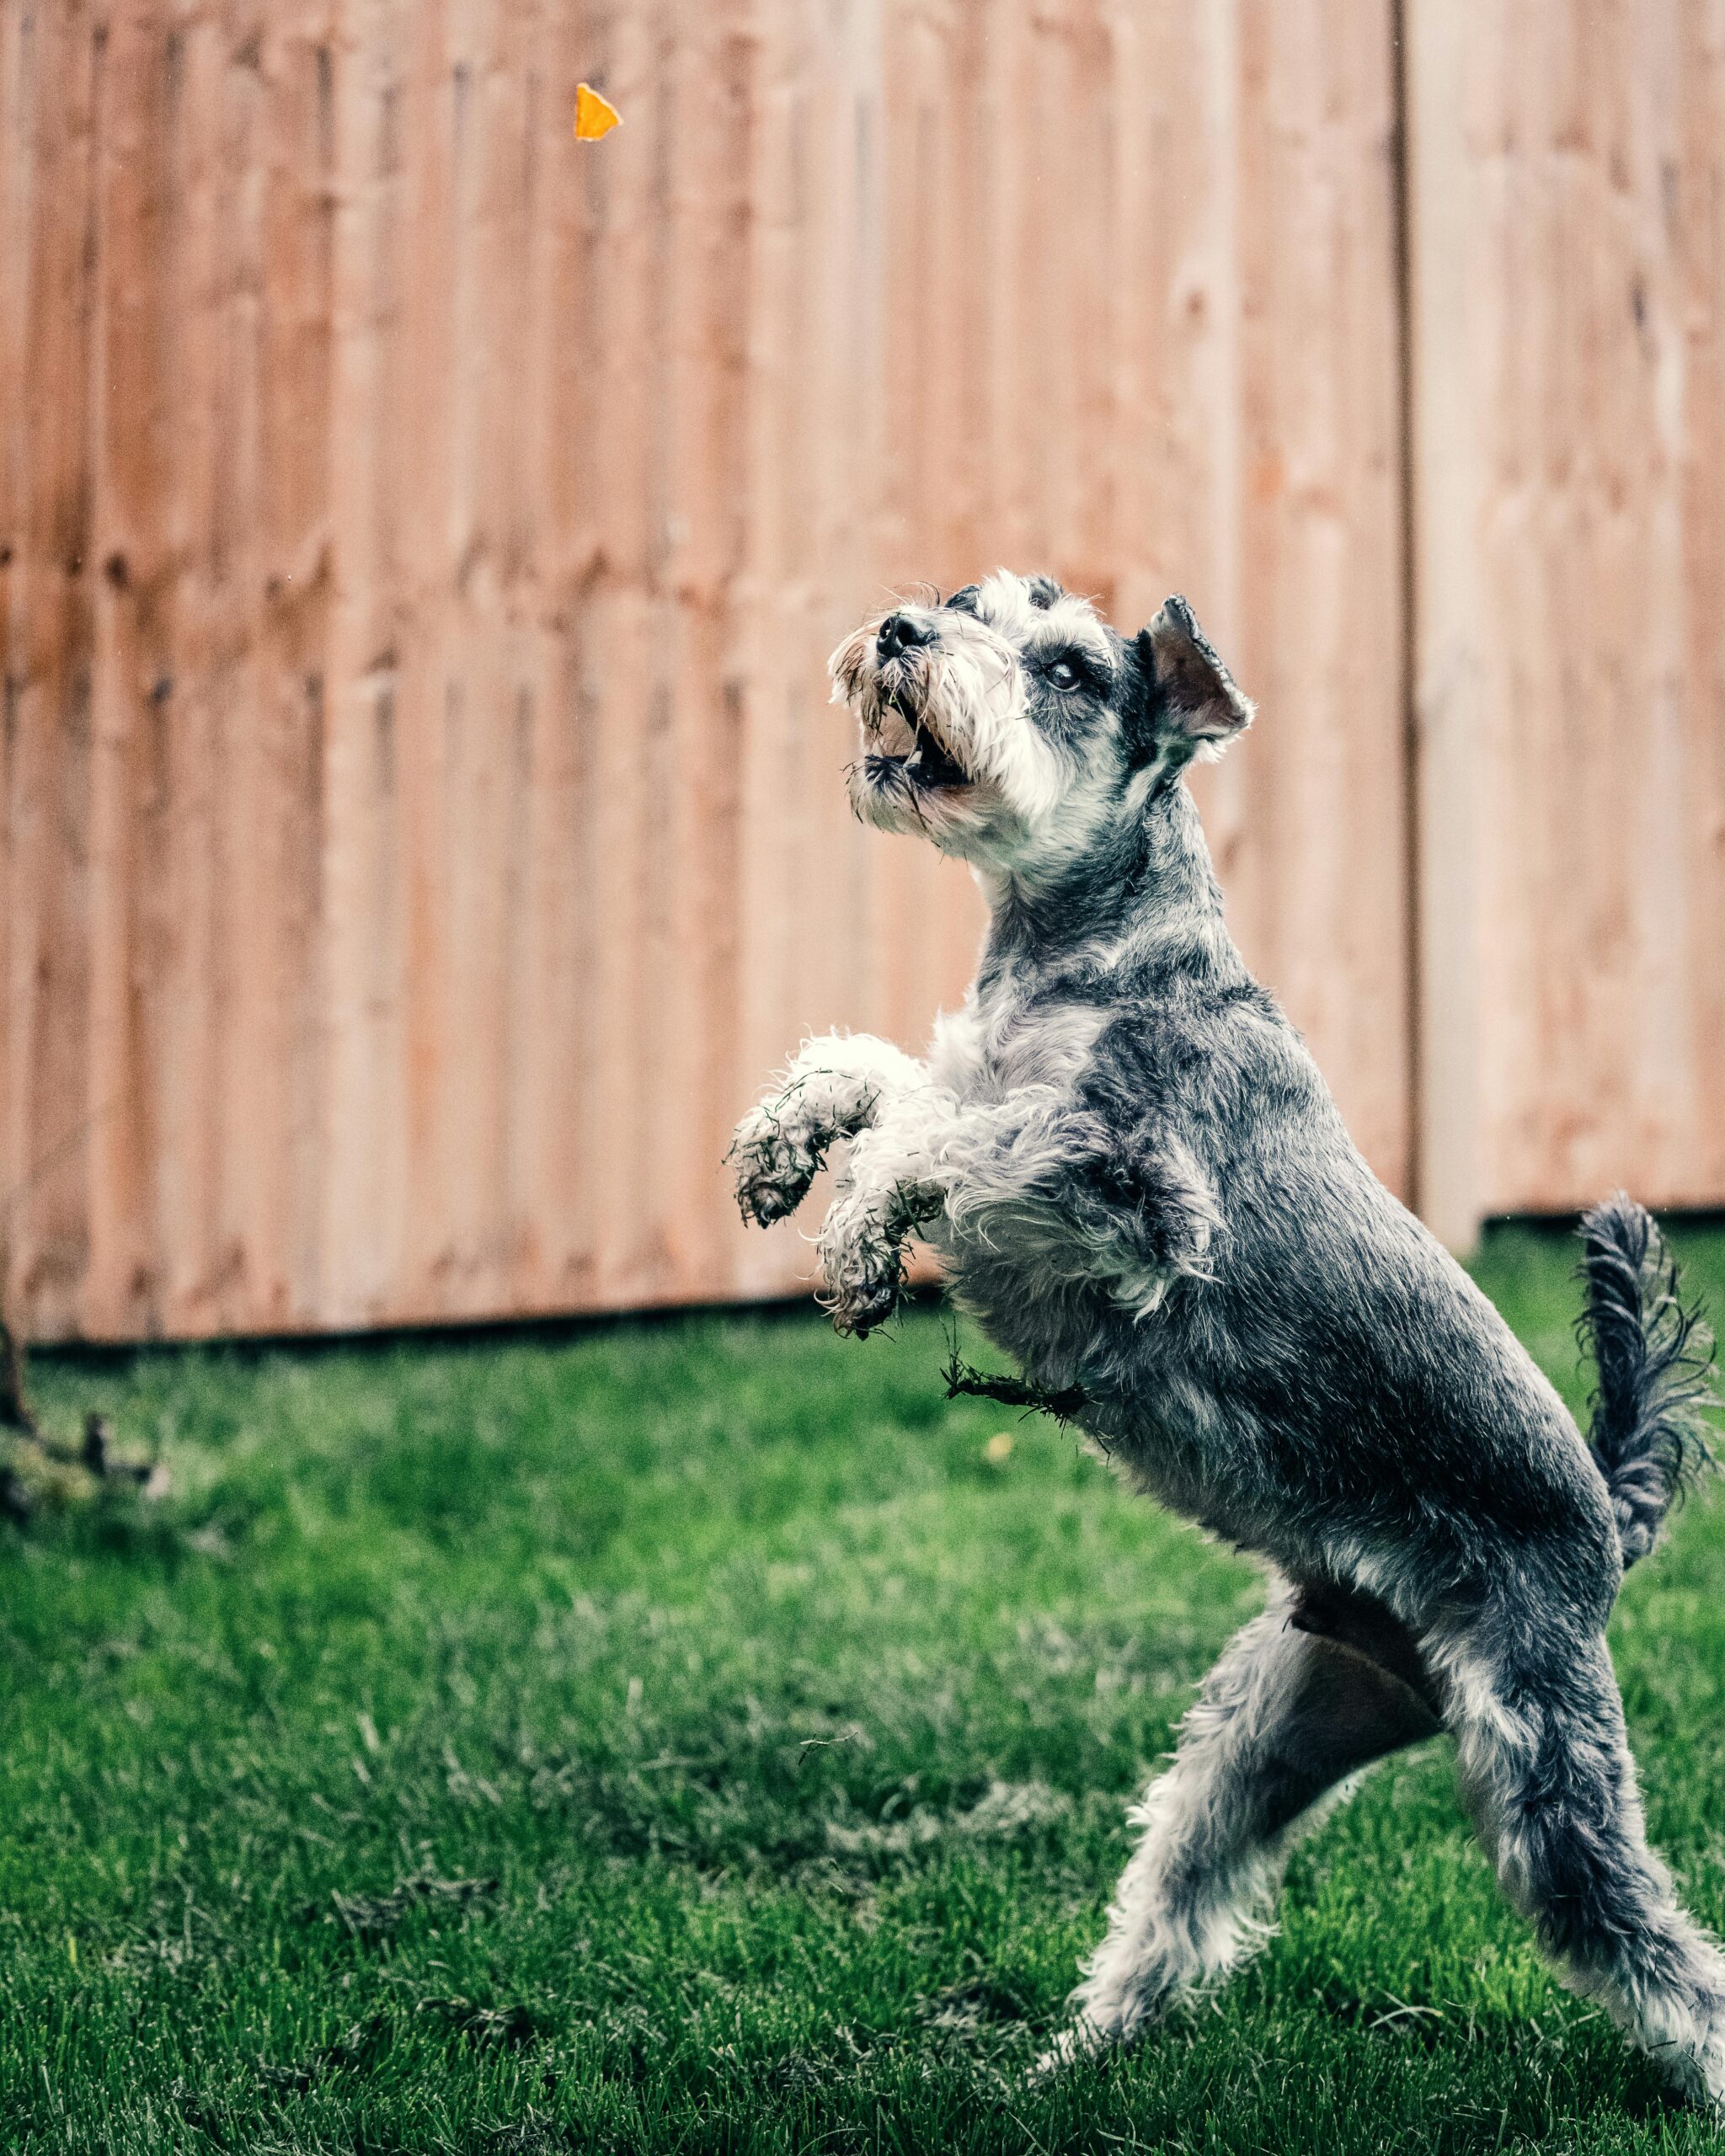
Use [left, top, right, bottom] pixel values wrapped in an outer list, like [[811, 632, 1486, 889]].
[[825, 1258, 903, 1338], [729, 1102, 825, 1227], [817, 1203, 908, 1337]]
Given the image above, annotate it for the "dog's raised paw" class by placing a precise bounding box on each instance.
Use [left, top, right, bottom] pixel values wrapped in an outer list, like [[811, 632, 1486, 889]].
[[821, 1246, 906, 1337], [737, 1172, 803, 1228], [729, 1107, 822, 1226], [827, 1273, 900, 1337]]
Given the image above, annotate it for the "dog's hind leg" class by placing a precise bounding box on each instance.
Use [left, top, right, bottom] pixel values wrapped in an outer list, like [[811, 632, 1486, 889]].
[[1434, 1603, 1725, 2108], [1057, 1580, 1439, 2061]]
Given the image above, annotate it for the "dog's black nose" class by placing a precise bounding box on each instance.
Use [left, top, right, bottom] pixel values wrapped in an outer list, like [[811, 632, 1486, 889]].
[[878, 613, 935, 659]]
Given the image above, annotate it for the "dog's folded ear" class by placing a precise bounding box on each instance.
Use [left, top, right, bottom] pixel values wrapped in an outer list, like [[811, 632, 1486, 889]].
[[1135, 596, 1254, 762]]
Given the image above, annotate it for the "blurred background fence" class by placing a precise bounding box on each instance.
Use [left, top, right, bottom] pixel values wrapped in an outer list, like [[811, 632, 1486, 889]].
[[1, 0, 1721, 1342]]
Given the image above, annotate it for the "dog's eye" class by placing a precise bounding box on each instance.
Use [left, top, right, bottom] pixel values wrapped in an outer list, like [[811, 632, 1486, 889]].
[[1046, 658, 1081, 691]]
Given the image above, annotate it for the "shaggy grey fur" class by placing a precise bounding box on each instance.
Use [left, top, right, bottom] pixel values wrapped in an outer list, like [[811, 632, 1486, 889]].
[[730, 573, 1722, 2102]]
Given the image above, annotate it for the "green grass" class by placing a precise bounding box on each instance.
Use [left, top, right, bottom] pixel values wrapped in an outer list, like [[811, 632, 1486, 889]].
[[4, 1225, 1725, 2154]]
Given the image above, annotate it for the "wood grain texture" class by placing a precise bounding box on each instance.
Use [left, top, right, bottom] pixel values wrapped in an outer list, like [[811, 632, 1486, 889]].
[[4, 0, 1413, 1338], [2, 0, 104, 1340], [1408, 0, 1725, 1243]]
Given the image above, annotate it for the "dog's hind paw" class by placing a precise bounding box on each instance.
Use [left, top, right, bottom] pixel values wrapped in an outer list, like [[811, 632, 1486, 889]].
[[1666, 2003, 1725, 2114], [1028, 2020, 1111, 2081]]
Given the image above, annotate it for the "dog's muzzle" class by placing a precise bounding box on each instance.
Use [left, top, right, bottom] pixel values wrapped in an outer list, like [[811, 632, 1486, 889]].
[[873, 645, 969, 791]]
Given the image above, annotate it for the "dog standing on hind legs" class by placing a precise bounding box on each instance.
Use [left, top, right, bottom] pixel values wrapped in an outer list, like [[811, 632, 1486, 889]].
[[729, 572, 1722, 2104]]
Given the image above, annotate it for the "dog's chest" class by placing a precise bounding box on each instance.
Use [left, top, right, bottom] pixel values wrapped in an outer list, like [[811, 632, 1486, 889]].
[[931, 982, 1104, 1106], [927, 982, 1119, 1358]]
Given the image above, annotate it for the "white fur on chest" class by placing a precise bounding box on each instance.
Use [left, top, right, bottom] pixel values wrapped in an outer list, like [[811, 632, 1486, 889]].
[[928, 980, 1105, 1109]]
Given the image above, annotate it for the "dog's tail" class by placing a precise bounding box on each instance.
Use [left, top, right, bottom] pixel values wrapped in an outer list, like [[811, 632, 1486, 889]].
[[1577, 1195, 1716, 1568]]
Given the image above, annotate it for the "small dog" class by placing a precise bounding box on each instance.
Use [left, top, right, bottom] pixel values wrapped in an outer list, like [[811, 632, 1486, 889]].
[[730, 572, 1719, 2101]]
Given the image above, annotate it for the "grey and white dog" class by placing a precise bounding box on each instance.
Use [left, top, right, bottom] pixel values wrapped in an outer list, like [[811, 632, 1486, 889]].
[[729, 571, 1719, 2102]]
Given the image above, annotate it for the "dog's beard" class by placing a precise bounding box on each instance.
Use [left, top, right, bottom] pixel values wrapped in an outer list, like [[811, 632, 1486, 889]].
[[828, 616, 1067, 848]]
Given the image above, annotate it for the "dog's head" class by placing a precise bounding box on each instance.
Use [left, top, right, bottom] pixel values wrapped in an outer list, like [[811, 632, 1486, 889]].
[[828, 572, 1252, 876]]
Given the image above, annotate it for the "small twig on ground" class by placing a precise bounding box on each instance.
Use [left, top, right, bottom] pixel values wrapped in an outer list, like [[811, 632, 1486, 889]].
[[0, 1107, 164, 1521], [0, 1303, 163, 1513]]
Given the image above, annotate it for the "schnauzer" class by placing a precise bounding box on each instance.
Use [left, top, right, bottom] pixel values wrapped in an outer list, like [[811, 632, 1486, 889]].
[[729, 572, 1719, 2102]]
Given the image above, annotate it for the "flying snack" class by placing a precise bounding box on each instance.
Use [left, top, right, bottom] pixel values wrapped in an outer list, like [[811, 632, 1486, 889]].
[[574, 83, 622, 140]]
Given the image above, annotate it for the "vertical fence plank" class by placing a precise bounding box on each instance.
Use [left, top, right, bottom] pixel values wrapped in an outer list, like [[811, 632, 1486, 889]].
[[156, 0, 228, 1335], [1676, 0, 1725, 1198], [521, 0, 608, 1311], [2, 1, 104, 1337], [391, 0, 462, 1323], [322, 0, 414, 1329], [0, 0, 37, 1320], [251, 0, 337, 1326], [575, 0, 666, 1310]]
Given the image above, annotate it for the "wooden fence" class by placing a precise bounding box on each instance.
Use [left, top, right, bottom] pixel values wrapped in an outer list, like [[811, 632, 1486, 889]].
[[0, 0, 1718, 1342], [1408, 0, 1725, 1246]]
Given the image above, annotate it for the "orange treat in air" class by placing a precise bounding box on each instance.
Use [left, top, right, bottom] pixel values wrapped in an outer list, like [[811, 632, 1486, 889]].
[[574, 83, 622, 140]]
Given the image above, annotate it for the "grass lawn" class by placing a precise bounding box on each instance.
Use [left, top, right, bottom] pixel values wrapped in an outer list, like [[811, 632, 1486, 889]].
[[4, 1225, 1725, 2154]]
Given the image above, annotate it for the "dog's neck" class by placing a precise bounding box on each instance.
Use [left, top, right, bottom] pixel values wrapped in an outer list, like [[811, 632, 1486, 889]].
[[976, 779, 1243, 988]]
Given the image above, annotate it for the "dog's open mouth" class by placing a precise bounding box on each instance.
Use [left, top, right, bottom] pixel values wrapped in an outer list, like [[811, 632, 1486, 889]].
[[902, 715, 969, 789], [873, 684, 971, 791]]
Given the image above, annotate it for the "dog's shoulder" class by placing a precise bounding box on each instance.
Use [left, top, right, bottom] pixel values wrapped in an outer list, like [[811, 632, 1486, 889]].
[[1080, 964, 1321, 1125]]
